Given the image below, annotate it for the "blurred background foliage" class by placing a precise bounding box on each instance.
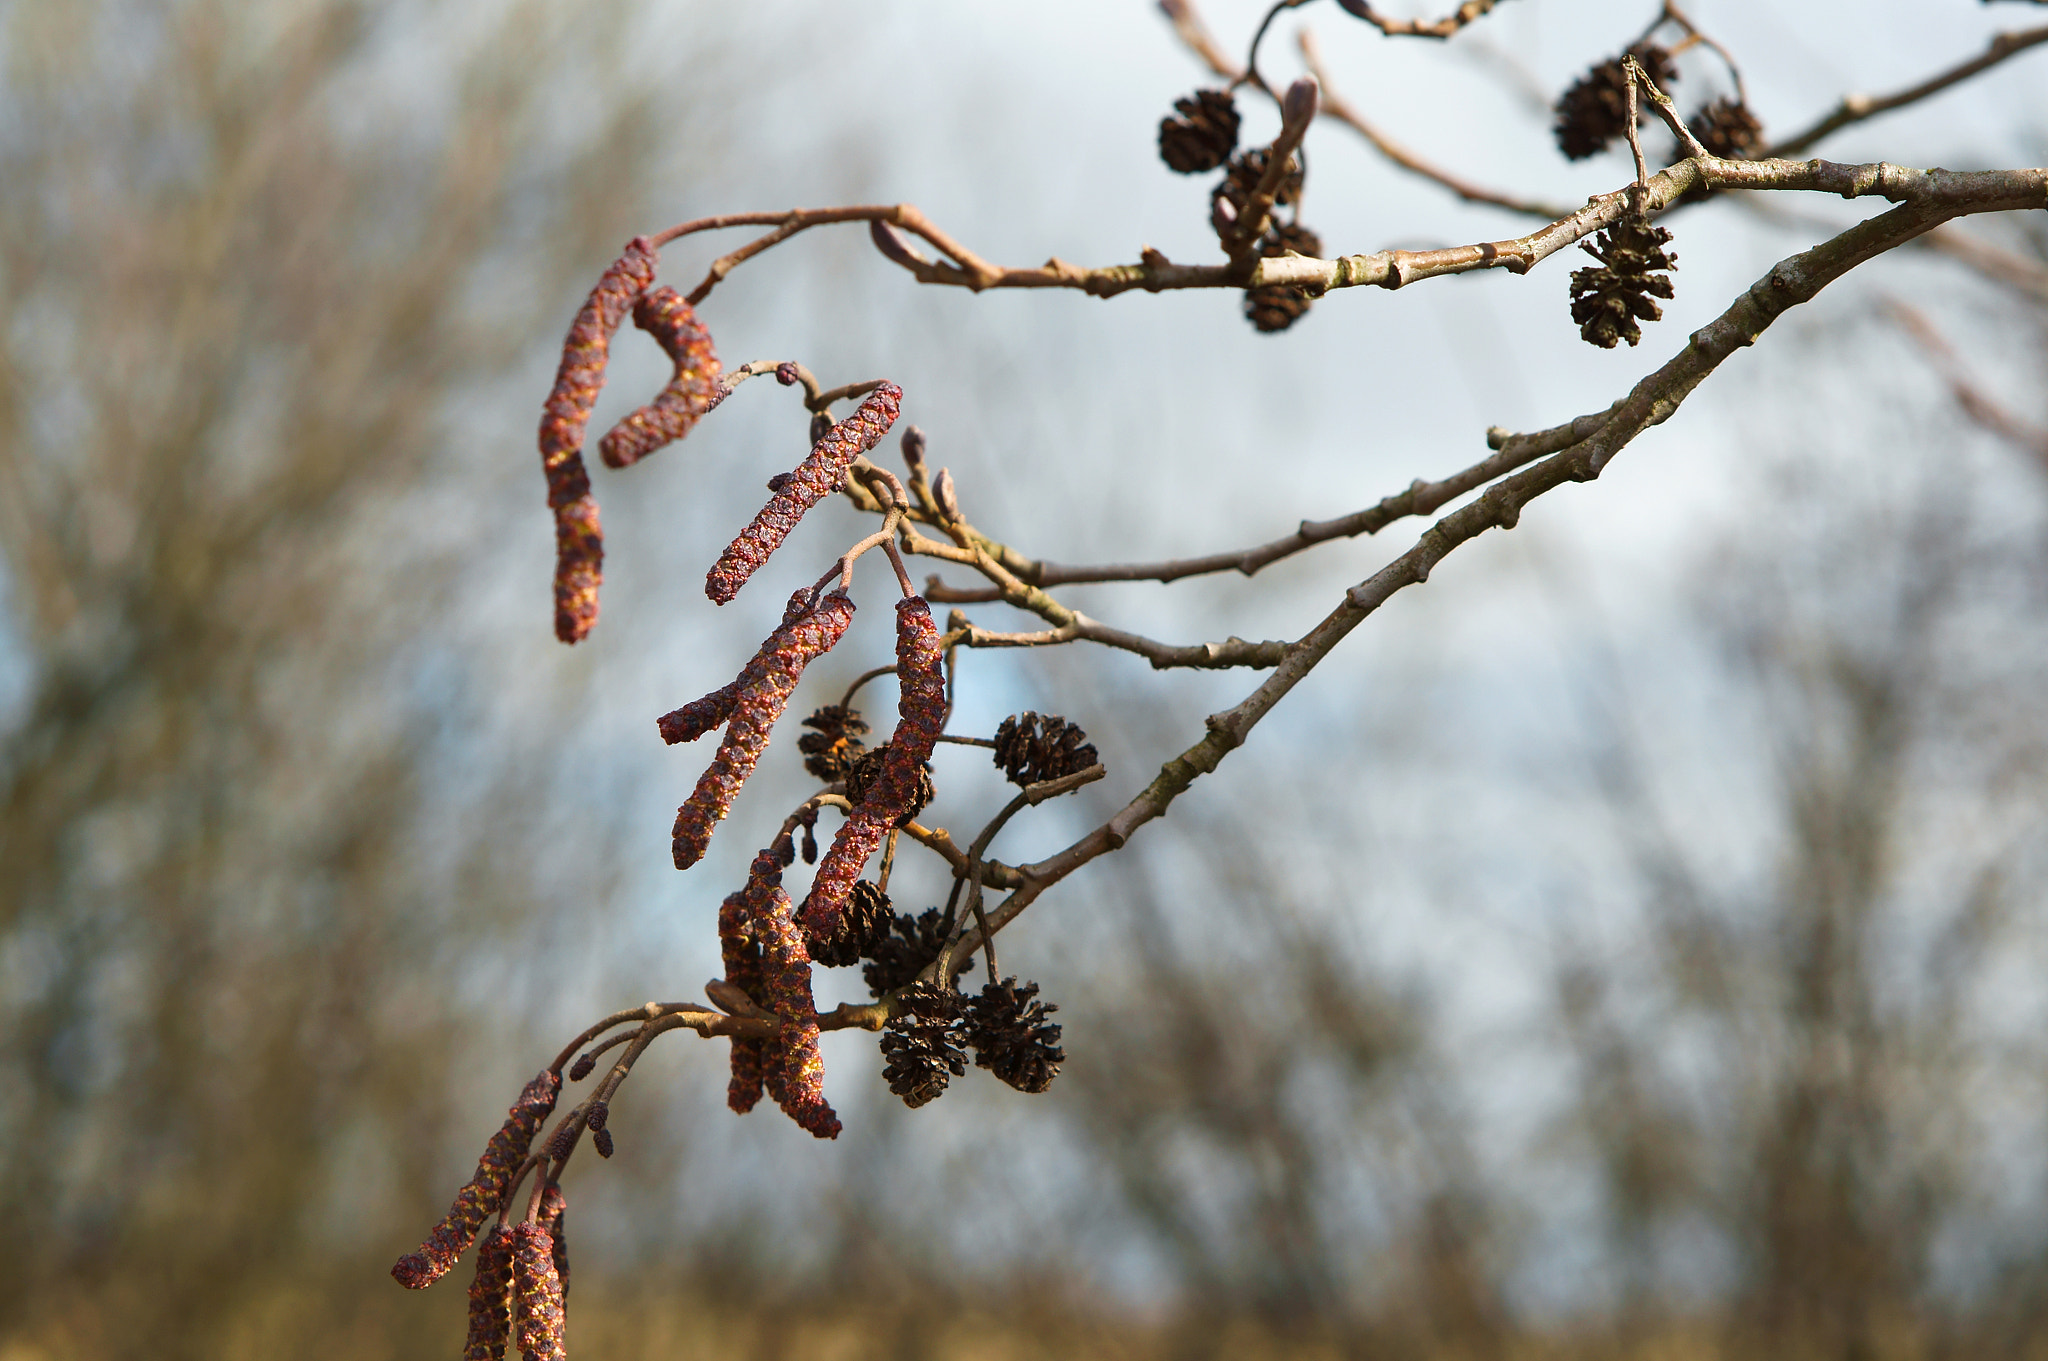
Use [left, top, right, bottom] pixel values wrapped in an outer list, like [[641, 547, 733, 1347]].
[[3, 1, 2047, 1358]]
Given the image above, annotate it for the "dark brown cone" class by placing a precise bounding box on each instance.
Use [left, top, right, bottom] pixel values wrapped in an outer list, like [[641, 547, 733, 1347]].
[[1569, 213, 1677, 349], [1553, 42, 1677, 161], [807, 878, 894, 968], [1244, 221, 1324, 334], [798, 703, 869, 782], [842, 744, 935, 823], [862, 907, 972, 998], [991, 712, 1099, 788], [1158, 88, 1241, 173], [880, 981, 967, 1109], [1213, 148, 1303, 243], [964, 977, 1065, 1094], [1687, 96, 1764, 159]]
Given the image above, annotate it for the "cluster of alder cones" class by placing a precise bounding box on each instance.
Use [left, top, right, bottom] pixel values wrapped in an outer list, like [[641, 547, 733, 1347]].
[[1153, 28, 1763, 350], [1156, 87, 1323, 333]]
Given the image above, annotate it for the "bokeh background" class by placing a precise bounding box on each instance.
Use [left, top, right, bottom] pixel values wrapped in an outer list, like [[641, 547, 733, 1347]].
[[4, 1, 2047, 1357]]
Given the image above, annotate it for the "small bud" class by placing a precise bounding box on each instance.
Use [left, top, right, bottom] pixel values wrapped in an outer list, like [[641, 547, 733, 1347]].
[[775, 361, 802, 386], [546, 1123, 577, 1163], [808, 410, 835, 445], [567, 1052, 596, 1082], [583, 1101, 608, 1133], [593, 1127, 615, 1159], [801, 822, 818, 864], [932, 467, 961, 523], [869, 218, 929, 269], [1210, 193, 1238, 235], [899, 424, 926, 475], [1281, 76, 1320, 131], [1336, 0, 1373, 15], [766, 471, 793, 492]]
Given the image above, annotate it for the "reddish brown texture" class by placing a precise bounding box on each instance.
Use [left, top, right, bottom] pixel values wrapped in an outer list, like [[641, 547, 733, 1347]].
[[671, 591, 856, 870], [754, 879, 840, 1139], [538, 236, 659, 644], [538, 1185, 569, 1300], [598, 287, 722, 468], [656, 680, 739, 745], [392, 1070, 560, 1290], [552, 498, 603, 645], [510, 1222, 567, 1361], [704, 381, 902, 604], [462, 1226, 516, 1361], [801, 597, 945, 942], [718, 886, 769, 1114]]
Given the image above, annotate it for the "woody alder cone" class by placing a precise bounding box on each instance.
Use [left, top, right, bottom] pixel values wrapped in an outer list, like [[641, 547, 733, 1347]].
[[798, 703, 869, 782], [1553, 43, 1677, 161], [807, 878, 894, 968], [1688, 96, 1764, 159], [992, 712, 1098, 787], [964, 977, 1065, 1094], [1244, 221, 1324, 334], [1569, 213, 1676, 349], [1158, 88, 1241, 174], [881, 981, 968, 1109]]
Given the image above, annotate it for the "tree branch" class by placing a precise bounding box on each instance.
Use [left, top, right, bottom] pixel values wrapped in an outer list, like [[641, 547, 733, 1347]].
[[1763, 25, 2048, 159]]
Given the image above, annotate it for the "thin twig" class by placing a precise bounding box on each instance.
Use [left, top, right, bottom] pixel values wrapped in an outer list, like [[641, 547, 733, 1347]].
[[1300, 29, 1568, 220], [1763, 25, 2048, 159]]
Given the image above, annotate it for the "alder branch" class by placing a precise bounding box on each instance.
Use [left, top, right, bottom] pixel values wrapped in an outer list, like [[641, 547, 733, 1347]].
[[900, 520, 1290, 669], [1300, 29, 1569, 220], [1332, 0, 1510, 40], [646, 162, 2045, 313], [918, 404, 1624, 594], [933, 189, 2021, 970], [1764, 25, 2048, 159]]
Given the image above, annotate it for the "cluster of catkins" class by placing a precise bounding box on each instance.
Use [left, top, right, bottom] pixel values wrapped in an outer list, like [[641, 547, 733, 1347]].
[[1156, 87, 1321, 332], [536, 238, 724, 644], [1549, 37, 1766, 349], [391, 1071, 571, 1360]]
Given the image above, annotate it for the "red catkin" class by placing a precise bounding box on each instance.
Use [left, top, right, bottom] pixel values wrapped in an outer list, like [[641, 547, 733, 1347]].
[[510, 1221, 567, 1361], [654, 590, 811, 745], [598, 287, 722, 469], [672, 590, 856, 870], [393, 1070, 560, 1290], [719, 885, 769, 1114], [462, 1225, 516, 1361], [656, 681, 739, 746], [750, 868, 840, 1139], [802, 597, 945, 942], [704, 382, 902, 605], [539, 1184, 569, 1301], [538, 236, 660, 644]]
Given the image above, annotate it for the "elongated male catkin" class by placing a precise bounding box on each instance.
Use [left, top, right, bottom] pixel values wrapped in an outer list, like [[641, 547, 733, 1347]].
[[672, 591, 856, 870], [704, 382, 902, 604], [654, 590, 810, 745], [392, 1070, 560, 1290], [462, 1226, 515, 1361], [510, 1222, 567, 1361], [802, 597, 945, 942], [539, 237, 660, 643], [598, 287, 723, 468], [754, 877, 840, 1138], [718, 885, 769, 1114]]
